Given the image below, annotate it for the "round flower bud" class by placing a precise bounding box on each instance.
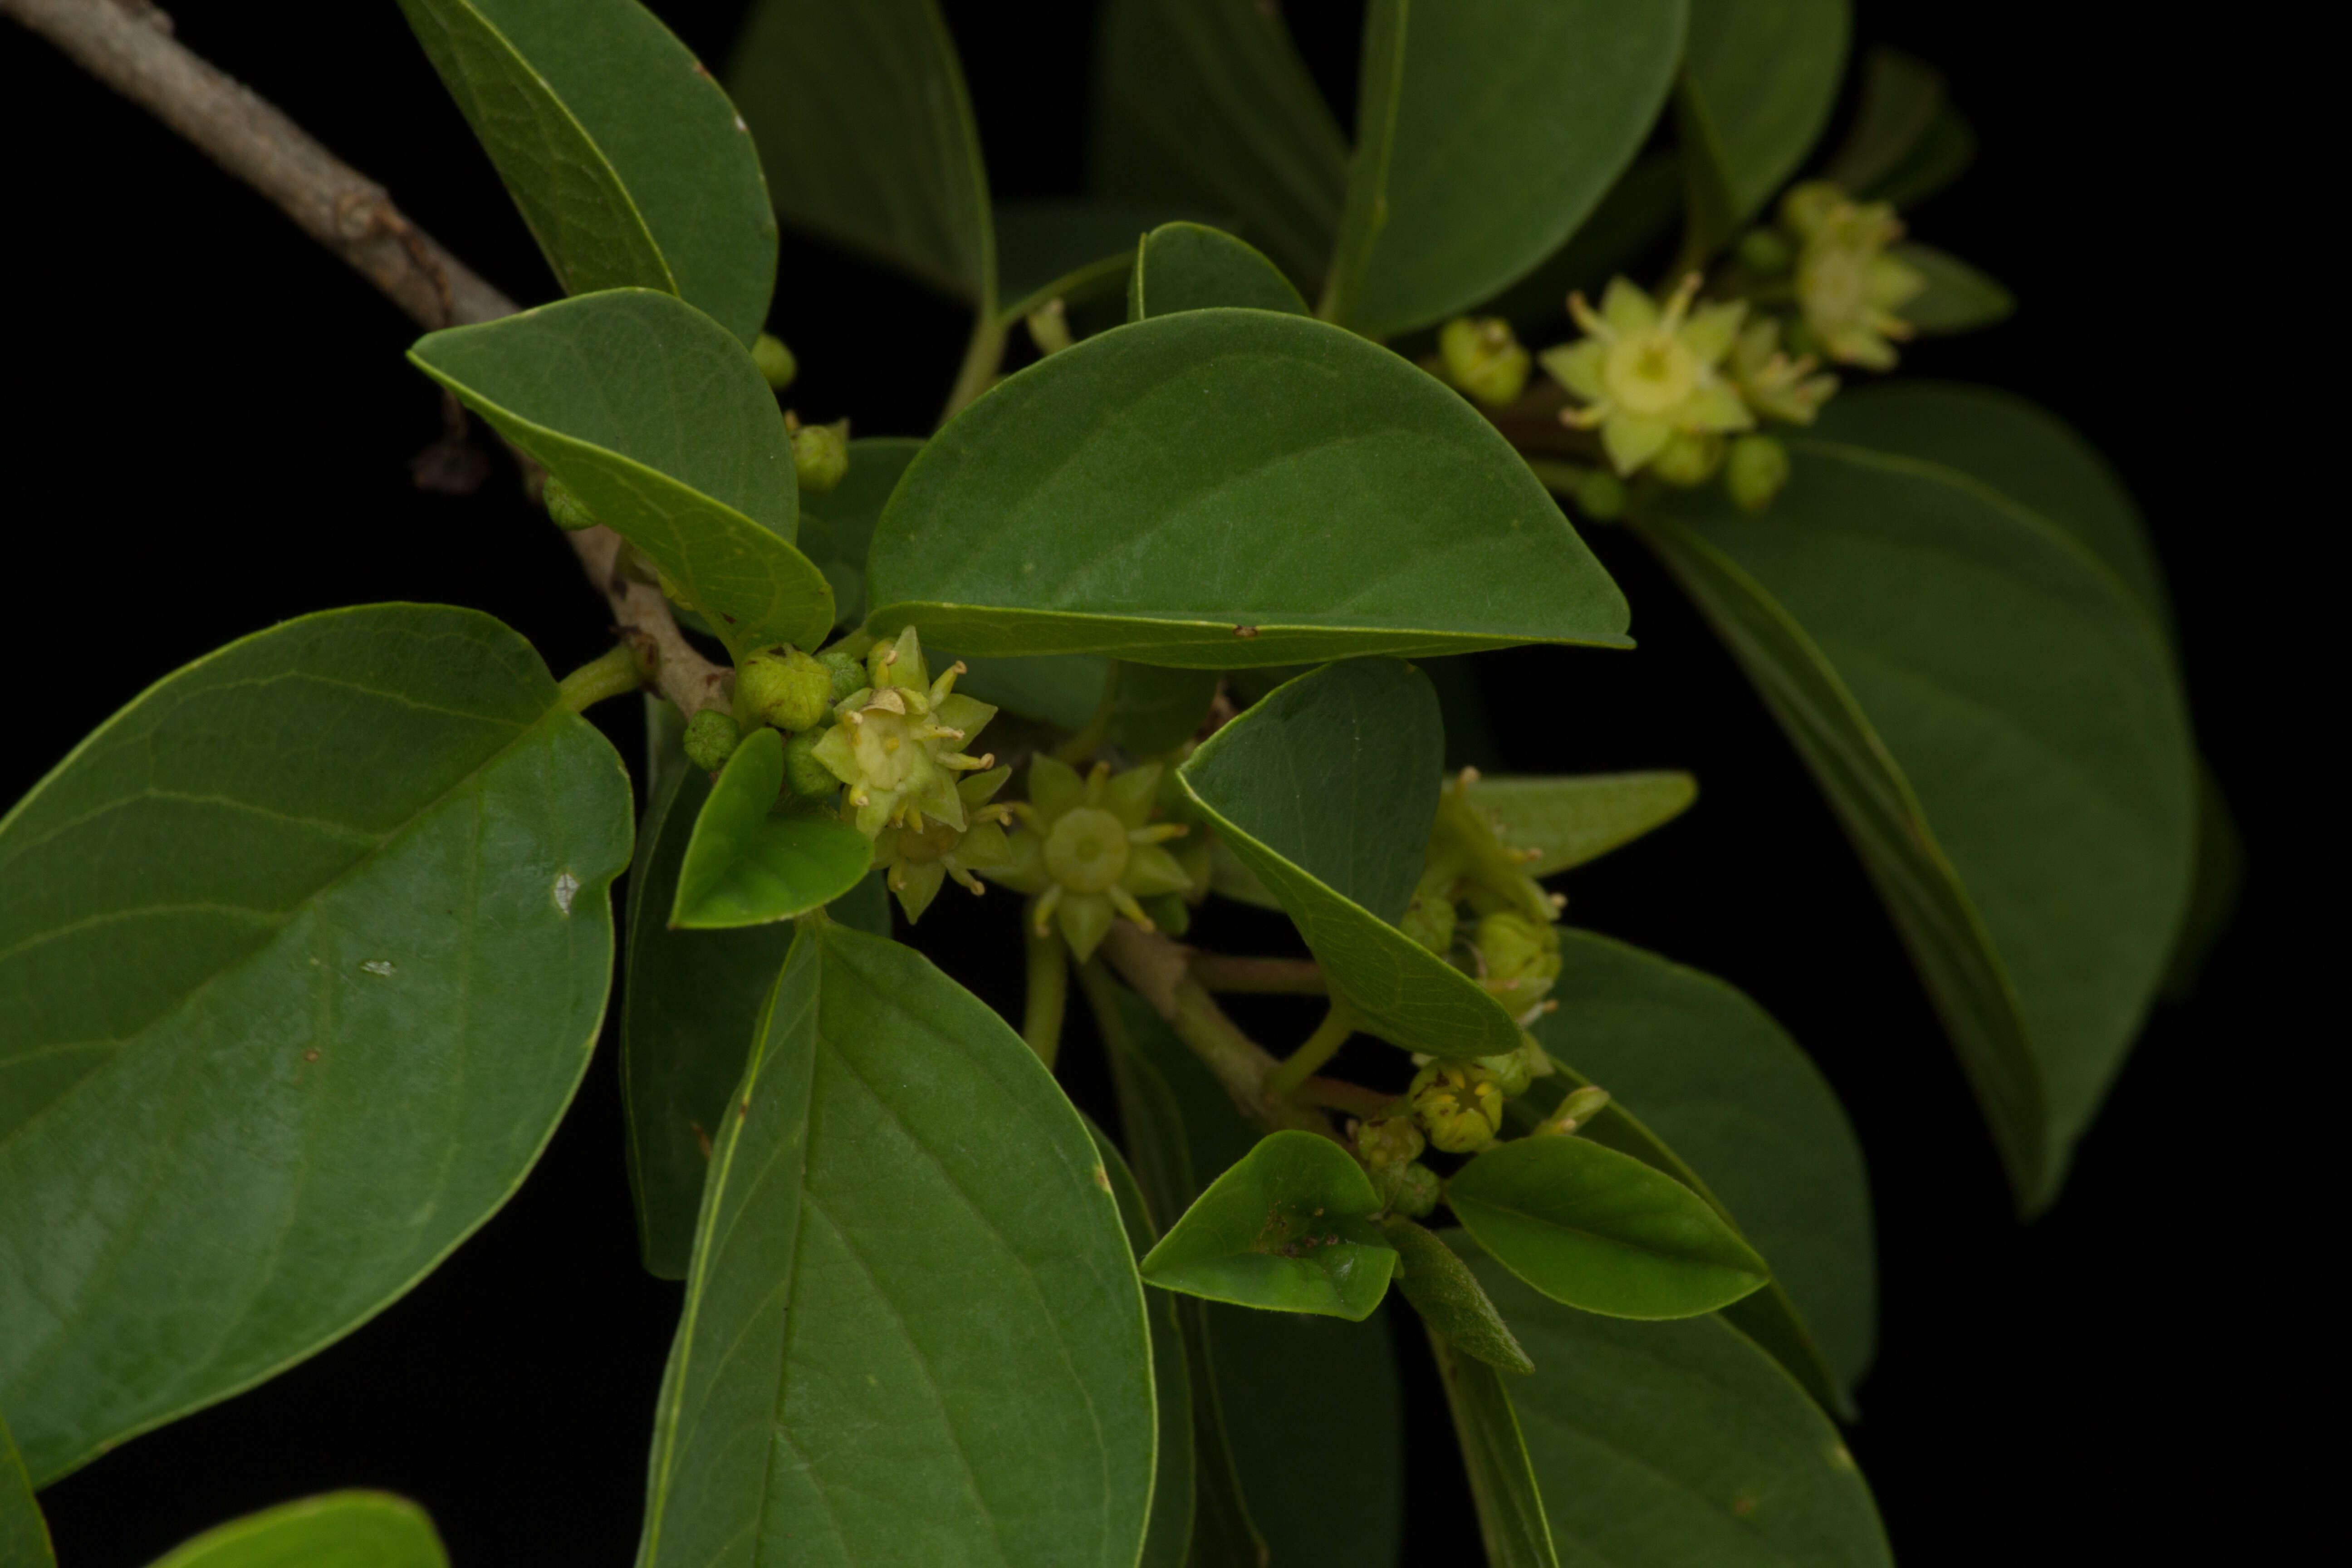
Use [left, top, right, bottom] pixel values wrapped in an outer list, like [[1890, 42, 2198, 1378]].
[[1725, 433, 1792, 512], [1373, 1161, 1441, 1219], [1357, 1116, 1425, 1171], [783, 730, 838, 801], [1543, 1084, 1614, 1136], [1573, 467, 1627, 521], [1778, 180, 1846, 242], [682, 708, 741, 773], [1475, 912, 1561, 1007], [1651, 429, 1727, 488], [1410, 1063, 1506, 1155], [817, 645, 868, 703], [543, 475, 597, 531], [1439, 316, 1532, 408], [751, 332, 798, 391], [1736, 227, 1793, 278], [1399, 889, 1456, 955], [738, 646, 834, 733], [791, 419, 850, 495]]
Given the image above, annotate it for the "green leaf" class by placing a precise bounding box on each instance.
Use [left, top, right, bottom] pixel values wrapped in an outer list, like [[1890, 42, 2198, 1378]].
[[1086, 1120, 1196, 1568], [1447, 1135, 1771, 1319], [1891, 243, 2014, 334], [396, 0, 777, 343], [1647, 388, 2196, 1208], [1524, 930, 1874, 1409], [409, 290, 831, 658], [1, 1409, 52, 1568], [1091, 0, 1348, 288], [1462, 1245, 1894, 1568], [1139, 1130, 1396, 1320], [1465, 771, 1698, 877], [1181, 659, 1524, 1060], [1127, 222, 1307, 319], [669, 728, 871, 929], [637, 923, 1155, 1567], [872, 308, 1632, 666], [1384, 1216, 1532, 1375], [1820, 47, 1947, 196], [1676, 0, 1850, 256], [143, 1492, 448, 1568], [951, 654, 1108, 732], [0, 605, 631, 1485], [1864, 104, 1975, 209], [799, 436, 924, 630], [1428, 1327, 1560, 1568], [621, 730, 795, 1278], [1477, 155, 1686, 328], [996, 200, 1213, 313], [1326, 0, 1688, 338], [1108, 663, 1221, 758], [729, 0, 992, 307]]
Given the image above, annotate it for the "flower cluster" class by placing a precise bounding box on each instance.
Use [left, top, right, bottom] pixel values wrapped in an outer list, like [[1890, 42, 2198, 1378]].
[[982, 756, 1195, 962]]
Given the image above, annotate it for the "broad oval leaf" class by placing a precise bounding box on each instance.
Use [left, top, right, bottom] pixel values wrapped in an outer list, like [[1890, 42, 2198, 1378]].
[[1527, 929, 1875, 1410], [1429, 1327, 1560, 1568], [868, 311, 1631, 666], [1327, 0, 1687, 338], [410, 289, 830, 659], [1447, 1135, 1770, 1319], [1129, 222, 1306, 319], [637, 923, 1155, 1568], [1086, 1120, 1197, 1568], [1181, 659, 1524, 1059], [1892, 244, 2014, 334], [1385, 1216, 1532, 1375], [145, 1492, 448, 1568], [396, 0, 775, 342], [1, 1410, 50, 1568], [0, 605, 631, 1484], [730, 0, 992, 306], [1677, 0, 1850, 254], [799, 436, 924, 630], [670, 728, 871, 929], [1139, 1130, 1396, 1320], [1466, 771, 1698, 877], [621, 718, 794, 1279], [1108, 663, 1221, 757], [1091, 0, 1347, 288], [997, 199, 1223, 319], [1647, 390, 2195, 1209], [1462, 1245, 1894, 1568]]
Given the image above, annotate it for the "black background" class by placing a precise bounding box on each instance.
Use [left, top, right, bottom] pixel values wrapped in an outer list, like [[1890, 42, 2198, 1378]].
[[0, 3, 2310, 1563]]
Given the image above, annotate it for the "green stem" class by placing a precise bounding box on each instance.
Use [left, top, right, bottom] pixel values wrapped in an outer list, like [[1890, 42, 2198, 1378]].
[[939, 309, 1008, 426], [1264, 1000, 1357, 1098], [1022, 913, 1068, 1068], [1051, 659, 1122, 764], [557, 643, 644, 713]]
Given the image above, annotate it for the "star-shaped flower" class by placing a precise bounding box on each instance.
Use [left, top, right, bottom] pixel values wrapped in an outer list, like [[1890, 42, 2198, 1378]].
[[982, 756, 1194, 961], [1540, 274, 1754, 476], [808, 627, 999, 838], [873, 764, 1016, 922], [1783, 181, 1926, 370]]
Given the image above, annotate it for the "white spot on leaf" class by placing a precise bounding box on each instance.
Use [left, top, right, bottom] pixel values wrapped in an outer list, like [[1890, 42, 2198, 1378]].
[[554, 870, 581, 914], [361, 960, 396, 977]]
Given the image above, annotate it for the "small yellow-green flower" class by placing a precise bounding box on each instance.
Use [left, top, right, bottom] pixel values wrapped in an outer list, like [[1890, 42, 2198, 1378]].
[[808, 626, 999, 838], [1728, 317, 1838, 425], [983, 756, 1195, 961], [1541, 274, 1753, 476], [1410, 1062, 1506, 1154], [874, 765, 1016, 922], [1782, 181, 1925, 370]]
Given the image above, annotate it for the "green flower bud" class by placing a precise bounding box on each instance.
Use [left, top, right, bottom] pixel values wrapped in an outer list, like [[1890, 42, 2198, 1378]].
[[1735, 227, 1793, 279], [783, 730, 838, 801], [1399, 885, 1457, 954], [1373, 1160, 1441, 1219], [682, 708, 741, 773], [1725, 433, 1792, 512], [1542, 1084, 1613, 1136], [751, 332, 798, 391], [1650, 429, 1727, 488], [1728, 318, 1837, 426], [818, 645, 868, 704], [738, 646, 833, 733], [790, 418, 850, 495], [1573, 467, 1627, 521], [1778, 180, 1846, 242], [1356, 1116, 1425, 1171], [1410, 1063, 1506, 1155], [543, 475, 597, 531], [1439, 316, 1532, 408], [1475, 911, 1561, 1010]]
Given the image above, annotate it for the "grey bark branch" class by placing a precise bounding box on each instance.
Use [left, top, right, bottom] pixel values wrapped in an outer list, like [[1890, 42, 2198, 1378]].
[[4, 0, 734, 718]]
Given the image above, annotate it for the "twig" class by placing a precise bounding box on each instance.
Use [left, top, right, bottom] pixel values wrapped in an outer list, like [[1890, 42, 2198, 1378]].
[[5, 0, 732, 718], [1189, 954, 1328, 995], [1098, 925, 1331, 1137]]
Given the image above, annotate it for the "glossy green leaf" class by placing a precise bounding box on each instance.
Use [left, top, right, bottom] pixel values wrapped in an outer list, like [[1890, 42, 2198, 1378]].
[[1820, 47, 1946, 197], [144, 1492, 448, 1568], [951, 654, 1107, 732], [1648, 387, 2196, 1208], [669, 728, 871, 929], [730, 0, 992, 306], [1448, 1135, 1770, 1319], [1091, 0, 1348, 287], [1182, 659, 1524, 1060], [638, 923, 1154, 1567], [1086, 1120, 1196, 1568], [1429, 1328, 1559, 1568], [1478, 156, 1686, 328], [868, 309, 1629, 666], [1127, 222, 1306, 319], [1385, 1216, 1532, 1375], [1676, 0, 1850, 255], [0, 605, 631, 1485], [1108, 663, 1221, 758], [1140, 1130, 1396, 1320], [621, 729, 794, 1279], [1525, 929, 1874, 1407], [1326, 0, 1687, 337], [1466, 771, 1698, 877], [1892, 243, 2014, 333], [1, 1409, 51, 1568], [410, 290, 830, 658], [397, 0, 776, 343], [798, 436, 923, 630], [1463, 1245, 1894, 1568]]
